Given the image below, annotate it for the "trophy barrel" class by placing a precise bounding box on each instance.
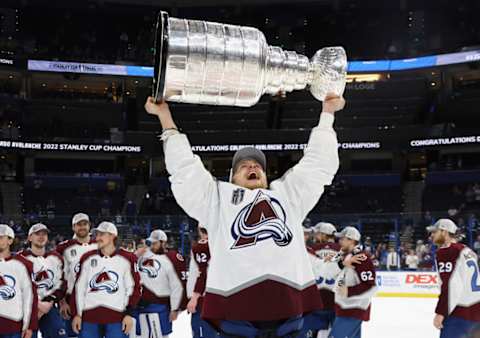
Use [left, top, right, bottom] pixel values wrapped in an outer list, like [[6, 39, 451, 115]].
[[152, 12, 347, 106], [153, 11, 268, 107]]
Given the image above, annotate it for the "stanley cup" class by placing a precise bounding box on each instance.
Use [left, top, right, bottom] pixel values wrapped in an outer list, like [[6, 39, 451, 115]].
[[152, 11, 347, 107]]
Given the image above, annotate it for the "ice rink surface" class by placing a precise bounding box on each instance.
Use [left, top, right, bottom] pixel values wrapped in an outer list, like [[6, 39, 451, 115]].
[[171, 296, 439, 338]]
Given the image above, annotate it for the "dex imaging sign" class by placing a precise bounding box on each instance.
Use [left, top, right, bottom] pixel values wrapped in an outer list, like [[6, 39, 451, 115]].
[[376, 271, 439, 298]]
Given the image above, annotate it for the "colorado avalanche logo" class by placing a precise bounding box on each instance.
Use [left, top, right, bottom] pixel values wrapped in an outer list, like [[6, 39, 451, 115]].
[[0, 274, 16, 300], [89, 269, 119, 294], [34, 268, 55, 290], [231, 191, 292, 249], [138, 257, 161, 278], [316, 276, 336, 286]]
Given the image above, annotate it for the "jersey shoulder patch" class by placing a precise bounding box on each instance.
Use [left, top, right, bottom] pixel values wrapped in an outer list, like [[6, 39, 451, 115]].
[[166, 250, 185, 262], [56, 239, 77, 254]]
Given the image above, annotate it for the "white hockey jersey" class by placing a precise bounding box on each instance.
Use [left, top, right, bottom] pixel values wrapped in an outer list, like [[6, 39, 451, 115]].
[[164, 113, 339, 321], [18, 250, 65, 301], [137, 248, 184, 311], [308, 250, 341, 290], [435, 242, 480, 320], [307, 246, 342, 312], [56, 239, 97, 296], [71, 249, 141, 324], [0, 255, 38, 333], [186, 252, 199, 299]]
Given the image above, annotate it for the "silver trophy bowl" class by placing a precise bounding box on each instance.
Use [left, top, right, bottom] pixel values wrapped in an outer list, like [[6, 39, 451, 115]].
[[152, 11, 347, 106]]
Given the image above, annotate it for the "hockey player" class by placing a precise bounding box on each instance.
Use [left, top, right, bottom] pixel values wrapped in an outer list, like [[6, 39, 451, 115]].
[[0, 224, 38, 338], [71, 222, 141, 338], [311, 223, 341, 259], [302, 224, 364, 338], [56, 212, 97, 332], [300, 227, 328, 338], [428, 219, 480, 338], [187, 226, 216, 338], [19, 223, 67, 338], [145, 94, 344, 337], [330, 227, 376, 338], [135, 229, 184, 338], [303, 227, 314, 248], [307, 223, 341, 338], [165, 247, 189, 311]]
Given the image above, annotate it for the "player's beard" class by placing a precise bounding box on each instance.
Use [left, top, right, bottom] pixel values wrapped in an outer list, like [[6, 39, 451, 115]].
[[75, 229, 89, 240], [152, 246, 166, 255], [433, 234, 446, 246]]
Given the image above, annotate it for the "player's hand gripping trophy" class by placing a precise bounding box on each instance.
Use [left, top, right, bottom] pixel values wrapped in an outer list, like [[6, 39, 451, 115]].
[[151, 11, 347, 106]]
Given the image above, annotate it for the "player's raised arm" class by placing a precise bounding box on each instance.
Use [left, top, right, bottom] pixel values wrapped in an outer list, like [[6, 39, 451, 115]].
[[270, 94, 343, 220], [145, 97, 219, 227]]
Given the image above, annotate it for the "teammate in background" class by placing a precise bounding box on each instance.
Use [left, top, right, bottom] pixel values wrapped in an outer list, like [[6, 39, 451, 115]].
[[428, 219, 480, 338], [301, 227, 327, 338], [303, 227, 314, 249], [165, 245, 189, 311], [56, 212, 97, 334], [70, 222, 141, 338], [187, 226, 216, 338], [0, 224, 38, 338], [302, 224, 364, 338], [311, 223, 341, 260], [311, 223, 341, 338], [135, 230, 184, 338], [145, 94, 344, 337], [330, 227, 376, 338], [19, 223, 67, 338]]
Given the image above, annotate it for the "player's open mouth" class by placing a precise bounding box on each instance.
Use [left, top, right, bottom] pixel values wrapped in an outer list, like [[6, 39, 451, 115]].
[[247, 173, 258, 180]]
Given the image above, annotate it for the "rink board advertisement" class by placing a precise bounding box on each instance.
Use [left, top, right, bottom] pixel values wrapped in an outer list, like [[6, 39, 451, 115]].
[[375, 271, 439, 298]]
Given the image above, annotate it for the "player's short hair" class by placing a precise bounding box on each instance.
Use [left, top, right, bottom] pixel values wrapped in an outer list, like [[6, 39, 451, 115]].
[[199, 227, 208, 236]]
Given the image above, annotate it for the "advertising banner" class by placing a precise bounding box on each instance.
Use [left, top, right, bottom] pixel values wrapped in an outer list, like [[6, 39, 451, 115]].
[[375, 271, 439, 298]]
